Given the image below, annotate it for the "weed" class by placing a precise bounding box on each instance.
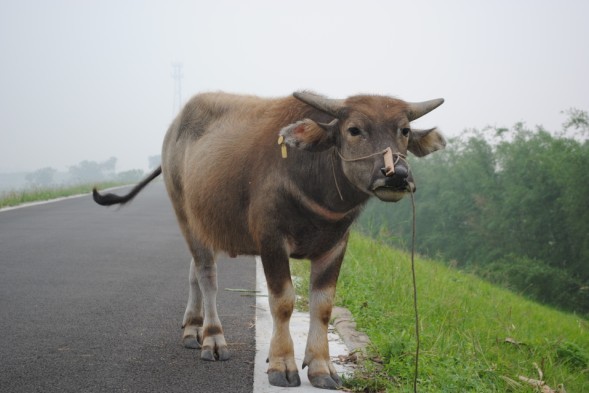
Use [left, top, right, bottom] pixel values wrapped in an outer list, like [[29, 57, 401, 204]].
[[556, 341, 588, 370]]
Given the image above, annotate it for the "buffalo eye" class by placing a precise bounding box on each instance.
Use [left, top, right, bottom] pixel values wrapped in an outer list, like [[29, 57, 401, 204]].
[[401, 127, 411, 137], [348, 127, 362, 137]]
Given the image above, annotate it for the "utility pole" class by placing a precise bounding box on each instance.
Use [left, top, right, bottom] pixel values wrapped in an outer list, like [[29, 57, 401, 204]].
[[171, 63, 183, 114]]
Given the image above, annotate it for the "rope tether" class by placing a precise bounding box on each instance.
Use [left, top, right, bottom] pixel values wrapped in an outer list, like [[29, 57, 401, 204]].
[[332, 146, 421, 392], [409, 188, 420, 393]]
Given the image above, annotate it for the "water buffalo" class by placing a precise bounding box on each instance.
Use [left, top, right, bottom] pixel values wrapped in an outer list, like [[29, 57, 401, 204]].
[[93, 91, 445, 389]]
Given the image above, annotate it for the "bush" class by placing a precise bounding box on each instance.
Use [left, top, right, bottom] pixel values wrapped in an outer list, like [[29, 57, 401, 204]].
[[473, 255, 589, 314]]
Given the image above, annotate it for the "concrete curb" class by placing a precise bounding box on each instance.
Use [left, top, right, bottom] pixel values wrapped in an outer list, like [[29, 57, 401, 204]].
[[331, 307, 372, 363]]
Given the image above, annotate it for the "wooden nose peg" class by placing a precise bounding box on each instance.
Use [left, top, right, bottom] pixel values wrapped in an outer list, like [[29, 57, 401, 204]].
[[383, 147, 395, 176]]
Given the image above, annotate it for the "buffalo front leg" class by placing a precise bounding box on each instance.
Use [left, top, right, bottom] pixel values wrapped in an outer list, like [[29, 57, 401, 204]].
[[183, 244, 229, 361], [261, 247, 301, 387], [303, 237, 348, 389]]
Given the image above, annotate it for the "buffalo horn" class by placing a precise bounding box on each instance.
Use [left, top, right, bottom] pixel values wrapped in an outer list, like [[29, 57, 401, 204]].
[[407, 98, 445, 121], [293, 91, 344, 117]]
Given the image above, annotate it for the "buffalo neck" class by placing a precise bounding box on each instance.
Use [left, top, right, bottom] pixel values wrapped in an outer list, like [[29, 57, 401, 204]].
[[285, 148, 370, 217]]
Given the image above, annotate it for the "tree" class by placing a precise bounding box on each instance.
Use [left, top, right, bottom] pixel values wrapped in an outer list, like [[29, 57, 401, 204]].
[[25, 167, 57, 187], [117, 169, 144, 183], [358, 117, 589, 314], [68, 157, 117, 184], [561, 107, 589, 140]]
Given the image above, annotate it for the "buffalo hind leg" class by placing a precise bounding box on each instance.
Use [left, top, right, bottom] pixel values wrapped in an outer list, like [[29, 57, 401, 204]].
[[303, 236, 348, 389], [183, 242, 229, 361], [181, 258, 204, 349], [261, 246, 301, 387]]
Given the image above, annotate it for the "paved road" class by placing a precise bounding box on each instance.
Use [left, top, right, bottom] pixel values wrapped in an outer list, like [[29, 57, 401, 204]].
[[0, 182, 257, 392]]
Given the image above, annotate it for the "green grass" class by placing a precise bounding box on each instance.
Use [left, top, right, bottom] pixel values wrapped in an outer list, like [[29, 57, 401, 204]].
[[291, 232, 589, 392], [0, 182, 125, 209]]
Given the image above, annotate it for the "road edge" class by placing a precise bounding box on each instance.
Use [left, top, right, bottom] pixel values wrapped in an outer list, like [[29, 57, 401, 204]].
[[0, 185, 132, 213]]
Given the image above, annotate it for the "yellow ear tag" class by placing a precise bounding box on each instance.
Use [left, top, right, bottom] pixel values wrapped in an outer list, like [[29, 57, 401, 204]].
[[277, 135, 287, 158]]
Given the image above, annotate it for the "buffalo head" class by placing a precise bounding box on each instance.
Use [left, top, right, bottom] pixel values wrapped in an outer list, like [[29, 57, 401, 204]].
[[280, 92, 446, 202]]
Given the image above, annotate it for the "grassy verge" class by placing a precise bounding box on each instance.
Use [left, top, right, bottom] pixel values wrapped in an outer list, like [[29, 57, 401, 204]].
[[291, 232, 589, 392], [0, 182, 126, 209]]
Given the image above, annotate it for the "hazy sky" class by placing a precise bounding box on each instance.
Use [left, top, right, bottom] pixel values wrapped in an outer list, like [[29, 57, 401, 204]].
[[1, 0, 588, 173]]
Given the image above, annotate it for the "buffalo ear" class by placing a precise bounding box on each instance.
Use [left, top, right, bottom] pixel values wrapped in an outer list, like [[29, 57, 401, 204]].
[[279, 119, 338, 152], [408, 128, 446, 157]]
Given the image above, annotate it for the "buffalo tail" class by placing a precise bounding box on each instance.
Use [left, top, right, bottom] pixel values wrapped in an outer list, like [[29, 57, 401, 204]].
[[92, 166, 162, 206]]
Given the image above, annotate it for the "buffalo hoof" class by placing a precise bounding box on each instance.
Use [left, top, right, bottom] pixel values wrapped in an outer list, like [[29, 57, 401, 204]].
[[182, 325, 203, 349], [268, 370, 301, 387], [201, 346, 230, 361], [182, 335, 201, 349], [309, 373, 342, 390]]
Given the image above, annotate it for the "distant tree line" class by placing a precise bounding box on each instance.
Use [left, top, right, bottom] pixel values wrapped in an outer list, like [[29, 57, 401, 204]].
[[358, 109, 589, 315], [23, 155, 161, 189]]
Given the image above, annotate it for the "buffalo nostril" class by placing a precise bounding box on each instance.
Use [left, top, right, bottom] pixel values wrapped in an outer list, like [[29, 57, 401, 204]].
[[380, 165, 409, 179], [395, 165, 409, 178], [394, 166, 408, 178], [381, 166, 409, 178]]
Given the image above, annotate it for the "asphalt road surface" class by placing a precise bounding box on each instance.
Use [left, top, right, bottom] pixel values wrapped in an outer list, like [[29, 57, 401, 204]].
[[0, 182, 257, 392]]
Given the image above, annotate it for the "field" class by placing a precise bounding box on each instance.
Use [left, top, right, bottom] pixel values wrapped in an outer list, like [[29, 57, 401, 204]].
[[292, 232, 589, 392]]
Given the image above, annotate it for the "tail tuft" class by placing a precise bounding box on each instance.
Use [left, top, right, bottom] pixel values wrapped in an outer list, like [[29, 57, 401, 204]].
[[92, 188, 130, 206]]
